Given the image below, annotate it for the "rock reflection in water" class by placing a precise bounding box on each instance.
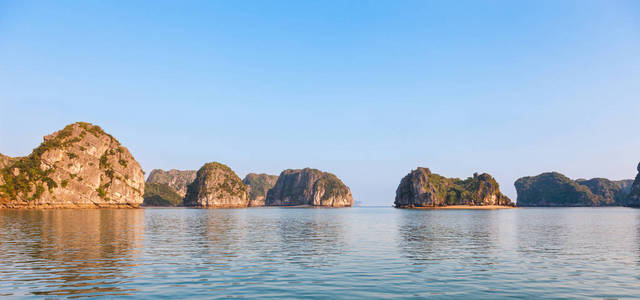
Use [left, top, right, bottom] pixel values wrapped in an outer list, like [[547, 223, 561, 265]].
[[0, 209, 144, 297], [397, 210, 502, 265], [272, 209, 346, 268]]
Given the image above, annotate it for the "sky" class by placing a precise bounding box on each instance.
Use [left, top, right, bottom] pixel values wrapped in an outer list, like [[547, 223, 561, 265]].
[[1, 1, 639, 205]]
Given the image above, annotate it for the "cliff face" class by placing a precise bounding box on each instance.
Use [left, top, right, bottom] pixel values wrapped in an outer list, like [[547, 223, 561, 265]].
[[516, 172, 634, 207], [183, 162, 248, 208], [627, 163, 640, 207], [265, 168, 353, 207], [242, 173, 278, 207], [0, 122, 145, 208], [143, 182, 183, 206], [146, 169, 196, 198], [394, 168, 513, 208]]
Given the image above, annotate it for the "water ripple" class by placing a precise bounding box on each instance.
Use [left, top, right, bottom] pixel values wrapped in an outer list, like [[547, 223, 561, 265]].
[[0, 207, 639, 298]]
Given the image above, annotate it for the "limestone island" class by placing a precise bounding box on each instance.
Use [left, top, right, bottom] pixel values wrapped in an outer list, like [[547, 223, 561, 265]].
[[183, 162, 249, 208], [394, 167, 514, 209], [515, 171, 634, 207], [265, 168, 353, 207], [143, 169, 196, 206], [242, 173, 278, 207], [0, 122, 145, 208]]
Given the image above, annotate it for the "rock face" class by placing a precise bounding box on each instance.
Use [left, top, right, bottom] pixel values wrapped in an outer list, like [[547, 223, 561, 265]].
[[0, 122, 145, 208], [265, 168, 353, 207], [183, 162, 248, 208], [394, 167, 513, 208], [242, 173, 278, 207], [627, 163, 640, 207], [146, 169, 196, 198], [143, 182, 183, 206], [516, 172, 634, 207], [0, 153, 17, 169]]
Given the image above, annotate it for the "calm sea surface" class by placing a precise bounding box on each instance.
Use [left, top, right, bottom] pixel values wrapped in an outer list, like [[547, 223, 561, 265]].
[[1, 207, 639, 299]]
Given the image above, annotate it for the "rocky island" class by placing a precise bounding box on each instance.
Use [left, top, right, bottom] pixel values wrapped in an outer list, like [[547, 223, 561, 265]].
[[515, 172, 634, 207], [0, 122, 145, 208], [394, 167, 513, 208], [265, 168, 353, 207], [242, 173, 278, 207], [143, 169, 196, 206], [183, 162, 249, 208]]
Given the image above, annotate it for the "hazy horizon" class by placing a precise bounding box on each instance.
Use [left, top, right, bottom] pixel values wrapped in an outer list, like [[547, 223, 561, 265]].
[[1, 1, 639, 205]]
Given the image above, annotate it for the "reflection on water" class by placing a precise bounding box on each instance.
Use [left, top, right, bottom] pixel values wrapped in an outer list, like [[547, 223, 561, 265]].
[[1, 207, 640, 298], [398, 210, 500, 264], [0, 209, 144, 297]]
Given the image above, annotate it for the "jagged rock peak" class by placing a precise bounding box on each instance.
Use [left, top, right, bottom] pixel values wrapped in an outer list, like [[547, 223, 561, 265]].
[[266, 168, 353, 207], [183, 162, 248, 208], [0, 122, 144, 208]]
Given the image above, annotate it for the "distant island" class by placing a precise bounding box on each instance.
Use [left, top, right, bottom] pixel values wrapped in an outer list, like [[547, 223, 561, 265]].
[[394, 167, 514, 209], [266, 168, 353, 207], [515, 172, 635, 207], [142, 166, 353, 208], [143, 169, 196, 206], [183, 162, 249, 208]]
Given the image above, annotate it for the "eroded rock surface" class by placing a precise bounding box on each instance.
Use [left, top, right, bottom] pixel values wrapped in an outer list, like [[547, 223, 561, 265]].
[[183, 162, 248, 208], [266, 168, 353, 207], [242, 173, 278, 207], [0, 122, 144, 208], [394, 167, 513, 208]]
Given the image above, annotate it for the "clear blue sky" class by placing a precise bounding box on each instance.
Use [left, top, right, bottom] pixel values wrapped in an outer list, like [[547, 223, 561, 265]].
[[1, 1, 639, 205]]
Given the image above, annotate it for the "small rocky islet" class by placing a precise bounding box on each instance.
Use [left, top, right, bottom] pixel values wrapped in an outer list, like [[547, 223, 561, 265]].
[[266, 168, 354, 207], [183, 162, 249, 208], [394, 167, 514, 208], [0, 122, 145, 208]]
